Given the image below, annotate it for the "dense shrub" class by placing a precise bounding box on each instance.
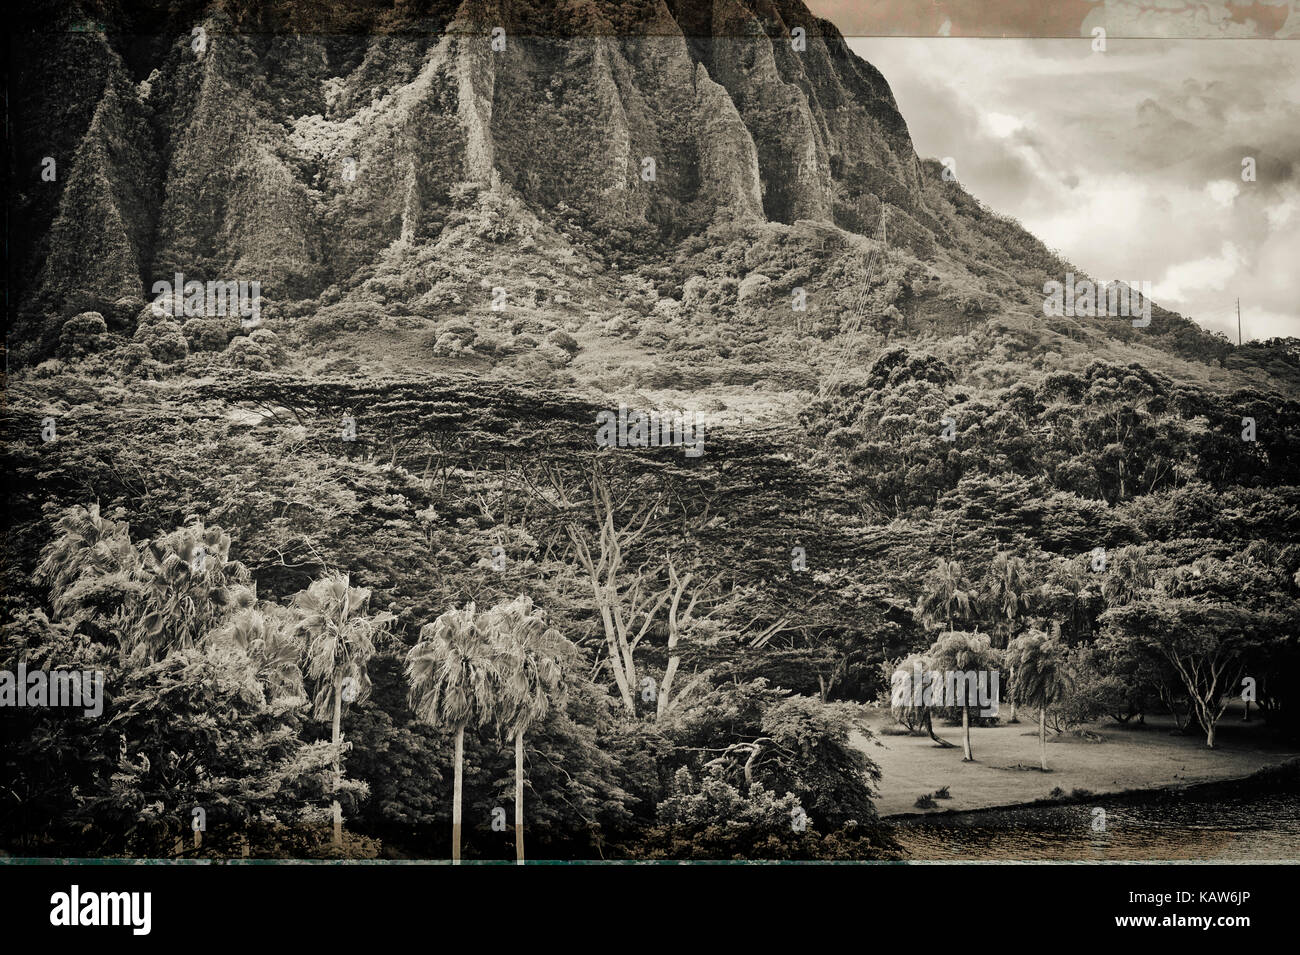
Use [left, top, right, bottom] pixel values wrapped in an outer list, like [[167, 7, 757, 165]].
[[59, 312, 109, 359], [118, 342, 153, 376], [133, 319, 189, 363], [300, 301, 388, 343], [223, 331, 284, 370], [182, 317, 236, 352], [248, 328, 287, 363], [546, 329, 579, 355]]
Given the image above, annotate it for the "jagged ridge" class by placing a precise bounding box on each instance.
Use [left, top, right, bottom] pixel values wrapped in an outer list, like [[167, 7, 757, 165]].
[[13, 0, 925, 346]]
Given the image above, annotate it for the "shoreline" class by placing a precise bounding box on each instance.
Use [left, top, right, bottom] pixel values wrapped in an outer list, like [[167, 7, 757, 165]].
[[881, 757, 1300, 822]]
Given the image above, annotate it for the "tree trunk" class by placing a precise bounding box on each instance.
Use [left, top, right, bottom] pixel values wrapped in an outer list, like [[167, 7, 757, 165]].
[[1206, 719, 1216, 750], [331, 672, 343, 848], [1039, 706, 1048, 771], [452, 724, 464, 864], [514, 731, 525, 866], [924, 708, 955, 748], [1008, 666, 1019, 723], [961, 705, 973, 761], [596, 608, 636, 715], [658, 654, 680, 719]]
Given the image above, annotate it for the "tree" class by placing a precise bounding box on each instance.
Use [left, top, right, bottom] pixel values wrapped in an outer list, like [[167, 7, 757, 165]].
[[886, 653, 955, 748], [564, 476, 666, 716], [131, 522, 257, 662], [563, 478, 751, 721], [35, 507, 256, 663], [406, 603, 499, 863], [35, 503, 137, 622], [926, 631, 1001, 761], [1041, 556, 1104, 645], [486, 595, 577, 865], [917, 558, 974, 633], [983, 553, 1033, 647], [649, 680, 897, 857], [293, 572, 392, 847], [981, 552, 1034, 721], [1005, 630, 1072, 770], [1101, 545, 1154, 608], [1101, 595, 1263, 748], [800, 348, 962, 513], [208, 604, 306, 703], [0, 610, 348, 859], [659, 558, 705, 719]]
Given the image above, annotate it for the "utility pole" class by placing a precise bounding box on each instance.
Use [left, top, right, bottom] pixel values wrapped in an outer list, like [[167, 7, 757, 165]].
[[1237, 297, 1242, 346]]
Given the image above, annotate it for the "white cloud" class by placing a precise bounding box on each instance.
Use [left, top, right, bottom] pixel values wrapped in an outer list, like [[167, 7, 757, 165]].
[[1266, 195, 1297, 228], [981, 111, 1024, 138], [1154, 242, 1243, 301], [847, 36, 1300, 342], [1082, 1, 1290, 39], [1206, 179, 1240, 206]]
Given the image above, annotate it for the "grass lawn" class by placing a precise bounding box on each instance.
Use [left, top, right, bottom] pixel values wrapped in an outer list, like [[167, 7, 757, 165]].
[[857, 702, 1300, 817]]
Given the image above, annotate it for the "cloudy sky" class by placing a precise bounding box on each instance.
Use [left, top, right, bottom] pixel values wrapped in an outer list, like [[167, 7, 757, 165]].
[[805, 2, 1298, 342], [812, 0, 1299, 38], [839, 36, 1299, 341]]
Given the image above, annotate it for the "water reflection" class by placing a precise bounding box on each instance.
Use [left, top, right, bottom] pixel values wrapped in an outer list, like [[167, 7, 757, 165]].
[[891, 792, 1300, 861]]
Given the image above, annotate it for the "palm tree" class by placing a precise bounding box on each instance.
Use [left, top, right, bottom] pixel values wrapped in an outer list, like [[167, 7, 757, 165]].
[[917, 558, 973, 633], [983, 553, 1033, 721], [35, 503, 138, 618], [35, 508, 256, 664], [485, 596, 577, 865], [208, 604, 305, 703], [927, 631, 1001, 762], [1101, 545, 1154, 608], [889, 652, 955, 748], [1046, 557, 1098, 644], [133, 523, 256, 659], [984, 553, 1033, 646], [407, 603, 498, 864], [293, 572, 392, 848], [1005, 630, 1073, 771]]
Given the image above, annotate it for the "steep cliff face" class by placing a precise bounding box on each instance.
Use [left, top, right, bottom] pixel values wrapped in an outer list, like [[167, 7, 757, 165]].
[[12, 0, 927, 352], [35, 68, 159, 329], [149, 19, 326, 297], [10, 7, 159, 352]]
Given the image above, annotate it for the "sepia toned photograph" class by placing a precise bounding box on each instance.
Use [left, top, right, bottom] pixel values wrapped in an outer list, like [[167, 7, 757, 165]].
[[2, 0, 1297, 929]]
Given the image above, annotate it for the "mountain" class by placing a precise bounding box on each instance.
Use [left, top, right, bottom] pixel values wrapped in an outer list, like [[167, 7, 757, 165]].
[[14, 0, 1287, 391], [5, 0, 1300, 864], [12, 3, 905, 309]]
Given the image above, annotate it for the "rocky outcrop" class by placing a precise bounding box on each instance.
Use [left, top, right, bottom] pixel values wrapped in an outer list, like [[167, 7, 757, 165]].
[[38, 72, 157, 324], [693, 63, 764, 223], [13, 0, 928, 354], [14, 16, 157, 354], [150, 16, 325, 297]]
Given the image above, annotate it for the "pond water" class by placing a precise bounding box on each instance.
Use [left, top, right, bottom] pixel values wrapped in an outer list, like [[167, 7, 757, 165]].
[[891, 789, 1300, 861]]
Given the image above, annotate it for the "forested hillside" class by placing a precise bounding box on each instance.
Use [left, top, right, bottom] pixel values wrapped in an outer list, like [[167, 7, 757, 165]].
[[4, 0, 1298, 860]]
